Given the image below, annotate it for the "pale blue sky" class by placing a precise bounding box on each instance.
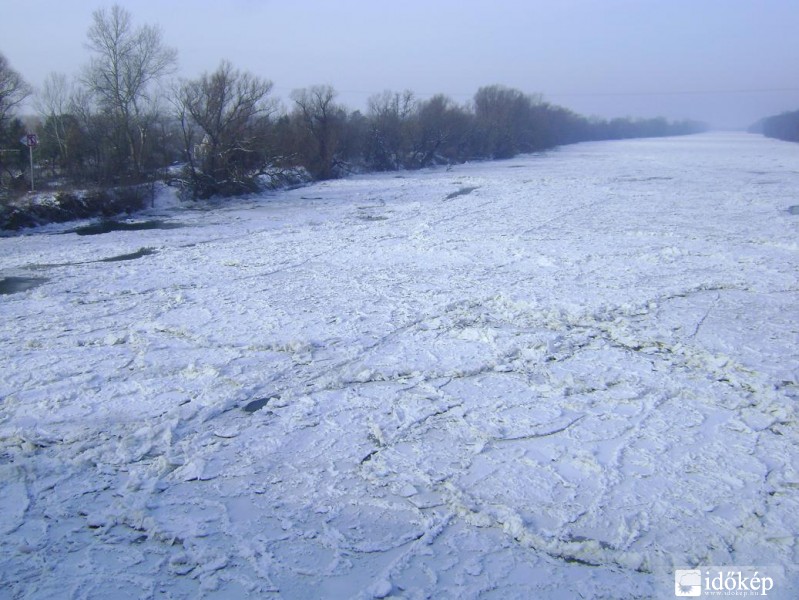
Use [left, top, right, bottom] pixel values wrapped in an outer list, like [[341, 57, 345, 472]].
[[2, 0, 798, 128]]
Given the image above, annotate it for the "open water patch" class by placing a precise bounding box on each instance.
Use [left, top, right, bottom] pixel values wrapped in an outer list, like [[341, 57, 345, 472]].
[[615, 176, 675, 183], [101, 248, 158, 262], [242, 396, 278, 413], [445, 186, 479, 200], [0, 276, 48, 295], [70, 220, 184, 236], [788, 205, 799, 215]]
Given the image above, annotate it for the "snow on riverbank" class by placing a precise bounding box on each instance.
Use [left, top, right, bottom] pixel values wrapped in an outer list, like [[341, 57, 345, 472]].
[[1, 133, 797, 598]]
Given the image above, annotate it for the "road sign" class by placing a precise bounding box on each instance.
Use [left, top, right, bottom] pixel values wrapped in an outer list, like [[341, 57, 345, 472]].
[[20, 134, 39, 148]]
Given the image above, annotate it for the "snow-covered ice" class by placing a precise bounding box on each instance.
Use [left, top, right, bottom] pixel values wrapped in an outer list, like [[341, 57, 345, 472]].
[[1, 132, 797, 599]]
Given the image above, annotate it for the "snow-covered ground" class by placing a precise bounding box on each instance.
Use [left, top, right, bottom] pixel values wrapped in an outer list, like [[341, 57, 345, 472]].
[[1, 132, 797, 599]]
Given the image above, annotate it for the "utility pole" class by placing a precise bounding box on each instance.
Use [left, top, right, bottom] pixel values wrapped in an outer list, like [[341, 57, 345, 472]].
[[20, 133, 39, 192]]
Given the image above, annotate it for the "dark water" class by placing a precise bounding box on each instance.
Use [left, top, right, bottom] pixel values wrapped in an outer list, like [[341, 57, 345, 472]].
[[242, 397, 274, 413], [788, 206, 799, 215], [445, 186, 479, 200], [71, 220, 183, 236], [0, 277, 48, 295], [101, 248, 158, 262]]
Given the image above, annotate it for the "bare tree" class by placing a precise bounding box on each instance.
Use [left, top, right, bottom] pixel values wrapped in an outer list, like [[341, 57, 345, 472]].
[[291, 85, 345, 179], [412, 94, 470, 168], [35, 73, 73, 174], [366, 90, 415, 170], [473, 85, 535, 158], [68, 85, 108, 180], [83, 4, 177, 176], [0, 52, 31, 129], [175, 61, 275, 197], [0, 53, 31, 193]]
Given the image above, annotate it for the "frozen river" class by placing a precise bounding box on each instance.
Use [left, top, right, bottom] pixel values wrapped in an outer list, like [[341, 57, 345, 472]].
[[1, 132, 797, 598]]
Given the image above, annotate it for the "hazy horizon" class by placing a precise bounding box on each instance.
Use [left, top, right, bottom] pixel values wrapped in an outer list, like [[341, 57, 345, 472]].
[[2, 0, 799, 129]]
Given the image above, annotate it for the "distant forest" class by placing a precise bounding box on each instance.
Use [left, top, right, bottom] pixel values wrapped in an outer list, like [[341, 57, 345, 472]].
[[749, 110, 799, 143], [1, 5, 707, 204]]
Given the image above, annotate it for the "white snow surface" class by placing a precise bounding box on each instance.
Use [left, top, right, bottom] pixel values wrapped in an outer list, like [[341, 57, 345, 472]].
[[1, 132, 798, 599]]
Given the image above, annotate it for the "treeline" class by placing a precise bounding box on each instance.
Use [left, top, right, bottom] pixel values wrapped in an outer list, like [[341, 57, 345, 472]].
[[749, 110, 799, 143], [1, 5, 706, 202]]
